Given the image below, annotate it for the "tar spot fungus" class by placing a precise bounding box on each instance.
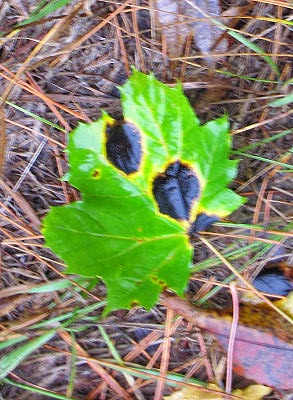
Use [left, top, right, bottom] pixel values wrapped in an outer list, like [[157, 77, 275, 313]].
[[189, 213, 219, 234], [106, 121, 142, 174], [252, 267, 293, 296], [153, 161, 200, 220]]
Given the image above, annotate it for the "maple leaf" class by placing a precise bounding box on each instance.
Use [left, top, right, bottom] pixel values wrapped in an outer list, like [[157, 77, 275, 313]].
[[42, 70, 245, 313]]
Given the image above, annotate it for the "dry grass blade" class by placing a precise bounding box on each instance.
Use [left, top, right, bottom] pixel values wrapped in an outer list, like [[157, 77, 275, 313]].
[[0, 108, 5, 174], [49, 0, 133, 67], [154, 308, 173, 400], [0, 66, 86, 120], [0, 4, 81, 104], [59, 330, 133, 400], [0, 178, 40, 229]]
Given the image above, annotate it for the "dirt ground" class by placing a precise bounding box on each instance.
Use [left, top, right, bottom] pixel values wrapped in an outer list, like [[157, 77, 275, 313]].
[[0, 1, 292, 399]]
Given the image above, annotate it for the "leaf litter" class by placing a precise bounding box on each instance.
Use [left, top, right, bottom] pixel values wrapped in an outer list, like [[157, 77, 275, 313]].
[[152, 0, 228, 67], [0, 0, 292, 399]]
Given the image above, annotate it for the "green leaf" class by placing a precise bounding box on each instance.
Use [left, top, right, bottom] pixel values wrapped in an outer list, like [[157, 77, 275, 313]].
[[120, 70, 245, 218], [42, 70, 245, 313], [43, 118, 192, 313]]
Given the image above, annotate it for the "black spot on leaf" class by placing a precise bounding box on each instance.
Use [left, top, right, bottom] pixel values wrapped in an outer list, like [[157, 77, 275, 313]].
[[106, 122, 142, 174], [253, 268, 293, 296], [189, 213, 219, 234], [153, 161, 200, 220]]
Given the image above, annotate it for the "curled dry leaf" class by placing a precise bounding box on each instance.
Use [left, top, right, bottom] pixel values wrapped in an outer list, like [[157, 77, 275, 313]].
[[151, 0, 228, 66]]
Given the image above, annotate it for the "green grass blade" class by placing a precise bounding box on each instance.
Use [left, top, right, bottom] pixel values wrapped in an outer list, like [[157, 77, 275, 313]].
[[237, 129, 292, 152], [191, 241, 263, 273], [0, 336, 27, 351], [15, 0, 74, 28], [85, 358, 207, 388], [0, 330, 56, 379], [98, 326, 138, 388], [227, 30, 280, 77], [269, 93, 293, 107], [29, 302, 106, 329], [195, 242, 277, 304], [233, 151, 293, 169], [2, 99, 65, 131], [184, 1, 280, 76], [1, 377, 77, 400], [194, 228, 286, 304], [27, 277, 93, 293], [29, 0, 52, 17], [98, 326, 124, 365], [214, 69, 280, 83], [0, 302, 106, 380]]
